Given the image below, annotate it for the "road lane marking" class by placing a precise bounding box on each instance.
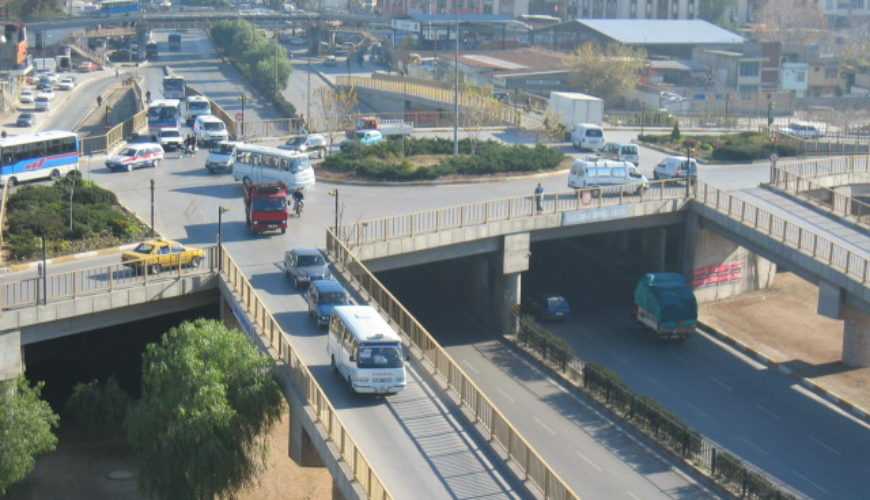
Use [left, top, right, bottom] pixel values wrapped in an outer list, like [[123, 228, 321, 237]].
[[738, 436, 769, 456], [608, 351, 629, 365], [576, 450, 603, 472], [496, 387, 516, 404], [626, 491, 641, 500], [462, 359, 479, 374], [688, 403, 712, 420], [708, 375, 733, 392], [754, 403, 782, 420], [808, 436, 840, 455], [668, 351, 688, 363], [648, 378, 667, 390], [533, 416, 556, 436], [793, 470, 829, 493]]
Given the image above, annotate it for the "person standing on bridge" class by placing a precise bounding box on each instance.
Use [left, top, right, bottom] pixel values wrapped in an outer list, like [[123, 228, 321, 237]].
[[534, 183, 544, 213]]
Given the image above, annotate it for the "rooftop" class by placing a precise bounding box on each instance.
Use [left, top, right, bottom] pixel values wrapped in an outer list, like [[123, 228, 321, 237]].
[[573, 19, 744, 45]]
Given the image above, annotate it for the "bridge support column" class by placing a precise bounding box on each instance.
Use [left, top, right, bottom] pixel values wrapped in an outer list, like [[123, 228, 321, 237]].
[[843, 304, 870, 367], [288, 403, 323, 467], [688, 219, 776, 302], [495, 233, 529, 335], [0, 330, 23, 383], [641, 227, 667, 271]]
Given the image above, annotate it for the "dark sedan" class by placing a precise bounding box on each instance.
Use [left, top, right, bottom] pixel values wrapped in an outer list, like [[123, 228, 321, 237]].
[[16, 112, 35, 127]]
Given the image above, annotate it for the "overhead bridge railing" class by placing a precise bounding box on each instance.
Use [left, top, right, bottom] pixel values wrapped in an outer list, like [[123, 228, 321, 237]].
[[219, 251, 392, 500], [326, 231, 578, 500], [694, 181, 869, 285], [769, 163, 870, 231], [340, 180, 692, 246]]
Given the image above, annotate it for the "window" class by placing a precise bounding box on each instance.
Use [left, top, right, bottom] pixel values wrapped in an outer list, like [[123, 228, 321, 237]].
[[796, 71, 806, 82], [739, 62, 759, 77], [825, 67, 838, 79]]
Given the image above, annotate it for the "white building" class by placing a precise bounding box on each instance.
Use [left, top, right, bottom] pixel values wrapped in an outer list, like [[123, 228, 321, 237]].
[[780, 61, 809, 97]]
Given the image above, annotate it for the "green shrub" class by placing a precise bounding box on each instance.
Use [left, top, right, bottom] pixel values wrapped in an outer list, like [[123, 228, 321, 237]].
[[65, 377, 132, 438], [670, 123, 681, 141]]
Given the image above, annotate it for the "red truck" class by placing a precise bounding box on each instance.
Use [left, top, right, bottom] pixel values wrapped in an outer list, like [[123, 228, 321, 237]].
[[244, 183, 289, 235]]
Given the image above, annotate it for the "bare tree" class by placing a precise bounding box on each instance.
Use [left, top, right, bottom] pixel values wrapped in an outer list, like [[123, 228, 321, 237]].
[[460, 84, 506, 154], [754, 0, 830, 47], [837, 20, 870, 71], [564, 43, 646, 101], [313, 86, 358, 154]]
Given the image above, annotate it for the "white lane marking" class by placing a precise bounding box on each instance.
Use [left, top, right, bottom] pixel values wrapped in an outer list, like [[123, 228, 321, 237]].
[[808, 436, 840, 456], [793, 470, 829, 493], [609, 351, 629, 365], [462, 359, 479, 374], [754, 403, 782, 421], [668, 351, 688, 363], [738, 436, 769, 456], [533, 416, 556, 436], [576, 450, 603, 472], [626, 491, 641, 500], [709, 375, 733, 392], [648, 378, 667, 391], [496, 387, 516, 404], [688, 403, 712, 420]]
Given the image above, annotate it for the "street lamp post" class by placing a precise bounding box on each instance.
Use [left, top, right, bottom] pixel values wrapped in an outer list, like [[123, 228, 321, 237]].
[[328, 189, 339, 236], [453, 12, 460, 157], [104, 104, 113, 132], [150, 179, 155, 237], [238, 94, 249, 138], [640, 102, 646, 138], [41, 234, 47, 305], [306, 48, 312, 131], [685, 142, 696, 197], [724, 93, 731, 127], [217, 206, 229, 272]]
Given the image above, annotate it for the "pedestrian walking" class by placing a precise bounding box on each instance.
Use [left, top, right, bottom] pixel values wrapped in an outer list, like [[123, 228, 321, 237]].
[[534, 183, 543, 212]]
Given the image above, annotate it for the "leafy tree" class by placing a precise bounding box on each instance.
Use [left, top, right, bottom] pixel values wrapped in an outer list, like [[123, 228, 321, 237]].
[[65, 376, 132, 438], [314, 86, 359, 152], [754, 0, 830, 47], [125, 319, 284, 500], [698, 0, 738, 28], [670, 123, 682, 141], [0, 375, 60, 495], [837, 20, 870, 71], [564, 43, 645, 101]]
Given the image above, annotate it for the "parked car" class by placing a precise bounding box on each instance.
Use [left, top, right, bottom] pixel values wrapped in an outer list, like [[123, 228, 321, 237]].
[[280, 133, 327, 158], [305, 279, 351, 327], [77, 61, 101, 72], [57, 76, 77, 90], [323, 55, 337, 66], [653, 155, 698, 182], [283, 247, 330, 289], [19, 89, 34, 104], [523, 293, 571, 322], [16, 112, 36, 127], [105, 143, 164, 172], [121, 239, 205, 274], [779, 122, 823, 139], [598, 142, 639, 165], [34, 95, 51, 112], [340, 129, 383, 151]]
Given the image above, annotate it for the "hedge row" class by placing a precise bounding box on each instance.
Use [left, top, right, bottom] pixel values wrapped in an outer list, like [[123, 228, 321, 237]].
[[640, 131, 798, 161], [5, 174, 148, 260], [324, 138, 564, 181]]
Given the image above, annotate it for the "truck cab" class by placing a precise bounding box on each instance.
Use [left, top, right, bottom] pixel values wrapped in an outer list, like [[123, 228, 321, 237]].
[[244, 183, 289, 235]]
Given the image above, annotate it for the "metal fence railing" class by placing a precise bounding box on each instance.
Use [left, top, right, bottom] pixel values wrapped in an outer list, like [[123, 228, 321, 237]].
[[326, 232, 578, 500], [220, 249, 393, 500], [769, 163, 870, 230], [774, 155, 870, 178], [340, 180, 691, 247], [1, 246, 219, 310], [694, 181, 869, 285]]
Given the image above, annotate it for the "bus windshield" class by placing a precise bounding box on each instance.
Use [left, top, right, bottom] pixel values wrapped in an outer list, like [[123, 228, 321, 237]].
[[163, 78, 184, 91], [148, 106, 177, 121], [290, 156, 311, 173], [357, 345, 403, 369]]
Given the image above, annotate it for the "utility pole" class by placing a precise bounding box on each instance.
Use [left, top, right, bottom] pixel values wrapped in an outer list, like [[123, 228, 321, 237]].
[[238, 94, 249, 138], [453, 12, 460, 156], [150, 179, 155, 237]]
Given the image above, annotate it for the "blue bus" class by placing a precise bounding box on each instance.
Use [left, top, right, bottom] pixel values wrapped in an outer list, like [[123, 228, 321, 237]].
[[147, 99, 183, 136], [0, 131, 80, 187], [162, 75, 185, 100], [100, 0, 140, 15]]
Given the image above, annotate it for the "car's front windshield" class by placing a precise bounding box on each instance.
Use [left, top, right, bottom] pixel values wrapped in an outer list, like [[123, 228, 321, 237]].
[[133, 243, 155, 253], [356, 345, 403, 369], [297, 254, 324, 267], [217, 143, 235, 154], [318, 291, 348, 305], [204, 122, 225, 131], [121, 148, 137, 157]]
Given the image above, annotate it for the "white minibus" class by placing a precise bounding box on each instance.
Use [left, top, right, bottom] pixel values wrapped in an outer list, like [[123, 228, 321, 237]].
[[568, 157, 648, 194], [327, 305, 407, 394], [185, 95, 211, 124], [232, 143, 315, 189]]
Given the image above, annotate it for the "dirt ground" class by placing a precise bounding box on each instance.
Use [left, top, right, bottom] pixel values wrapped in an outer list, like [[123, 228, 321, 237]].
[[5, 406, 333, 500], [700, 272, 870, 410]]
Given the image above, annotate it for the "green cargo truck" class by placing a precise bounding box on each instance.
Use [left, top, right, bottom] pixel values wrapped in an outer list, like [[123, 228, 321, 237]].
[[633, 273, 698, 340]]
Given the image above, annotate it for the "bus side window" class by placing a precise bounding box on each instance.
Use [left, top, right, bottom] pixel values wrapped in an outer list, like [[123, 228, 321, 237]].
[[279, 158, 289, 171]]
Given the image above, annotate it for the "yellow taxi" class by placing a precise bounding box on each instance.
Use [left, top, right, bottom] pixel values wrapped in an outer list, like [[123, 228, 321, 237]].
[[121, 239, 205, 274]]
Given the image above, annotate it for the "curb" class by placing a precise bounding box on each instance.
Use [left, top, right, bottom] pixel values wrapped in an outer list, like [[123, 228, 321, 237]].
[[698, 320, 870, 423], [2, 243, 140, 273], [314, 167, 570, 186]]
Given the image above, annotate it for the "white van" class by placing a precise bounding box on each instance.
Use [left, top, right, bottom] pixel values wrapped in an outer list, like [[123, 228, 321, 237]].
[[599, 142, 639, 165], [232, 143, 315, 189], [570, 123, 605, 150], [193, 114, 229, 146], [327, 305, 407, 394], [185, 95, 211, 125], [205, 140, 241, 173], [568, 157, 648, 194]]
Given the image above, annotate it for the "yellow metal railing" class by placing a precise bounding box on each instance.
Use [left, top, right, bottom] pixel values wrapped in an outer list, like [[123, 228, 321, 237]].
[[695, 180, 869, 284], [326, 233, 578, 500], [219, 250, 392, 500]]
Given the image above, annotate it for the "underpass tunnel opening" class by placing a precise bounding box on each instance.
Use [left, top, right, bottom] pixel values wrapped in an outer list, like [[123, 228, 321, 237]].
[[23, 304, 218, 415]]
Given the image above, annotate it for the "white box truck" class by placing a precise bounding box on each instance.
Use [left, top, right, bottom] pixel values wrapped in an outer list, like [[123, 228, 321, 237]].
[[548, 92, 604, 128]]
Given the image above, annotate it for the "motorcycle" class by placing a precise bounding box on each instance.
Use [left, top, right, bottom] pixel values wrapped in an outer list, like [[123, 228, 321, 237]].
[[294, 198, 304, 217]]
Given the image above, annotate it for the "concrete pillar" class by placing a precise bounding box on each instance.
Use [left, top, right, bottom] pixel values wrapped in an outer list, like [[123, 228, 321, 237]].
[[681, 211, 699, 279], [817, 280, 844, 319], [843, 304, 870, 367], [690, 224, 776, 303], [287, 402, 323, 467], [0, 330, 23, 383], [494, 233, 530, 335], [641, 227, 667, 271]]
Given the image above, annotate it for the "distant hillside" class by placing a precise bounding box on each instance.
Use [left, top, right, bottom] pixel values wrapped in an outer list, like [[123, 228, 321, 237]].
[[1, 0, 64, 21]]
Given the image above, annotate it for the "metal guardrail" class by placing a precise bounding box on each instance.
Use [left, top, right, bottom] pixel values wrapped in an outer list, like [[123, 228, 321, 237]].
[[1, 247, 219, 310], [695, 181, 869, 285], [326, 231, 578, 500], [340, 180, 692, 246], [774, 155, 870, 177], [220, 250, 392, 500], [769, 162, 870, 230]]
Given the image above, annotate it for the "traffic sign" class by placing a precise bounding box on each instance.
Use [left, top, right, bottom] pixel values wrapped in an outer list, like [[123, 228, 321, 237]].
[[235, 111, 244, 121], [581, 190, 592, 205], [769, 153, 779, 164]]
